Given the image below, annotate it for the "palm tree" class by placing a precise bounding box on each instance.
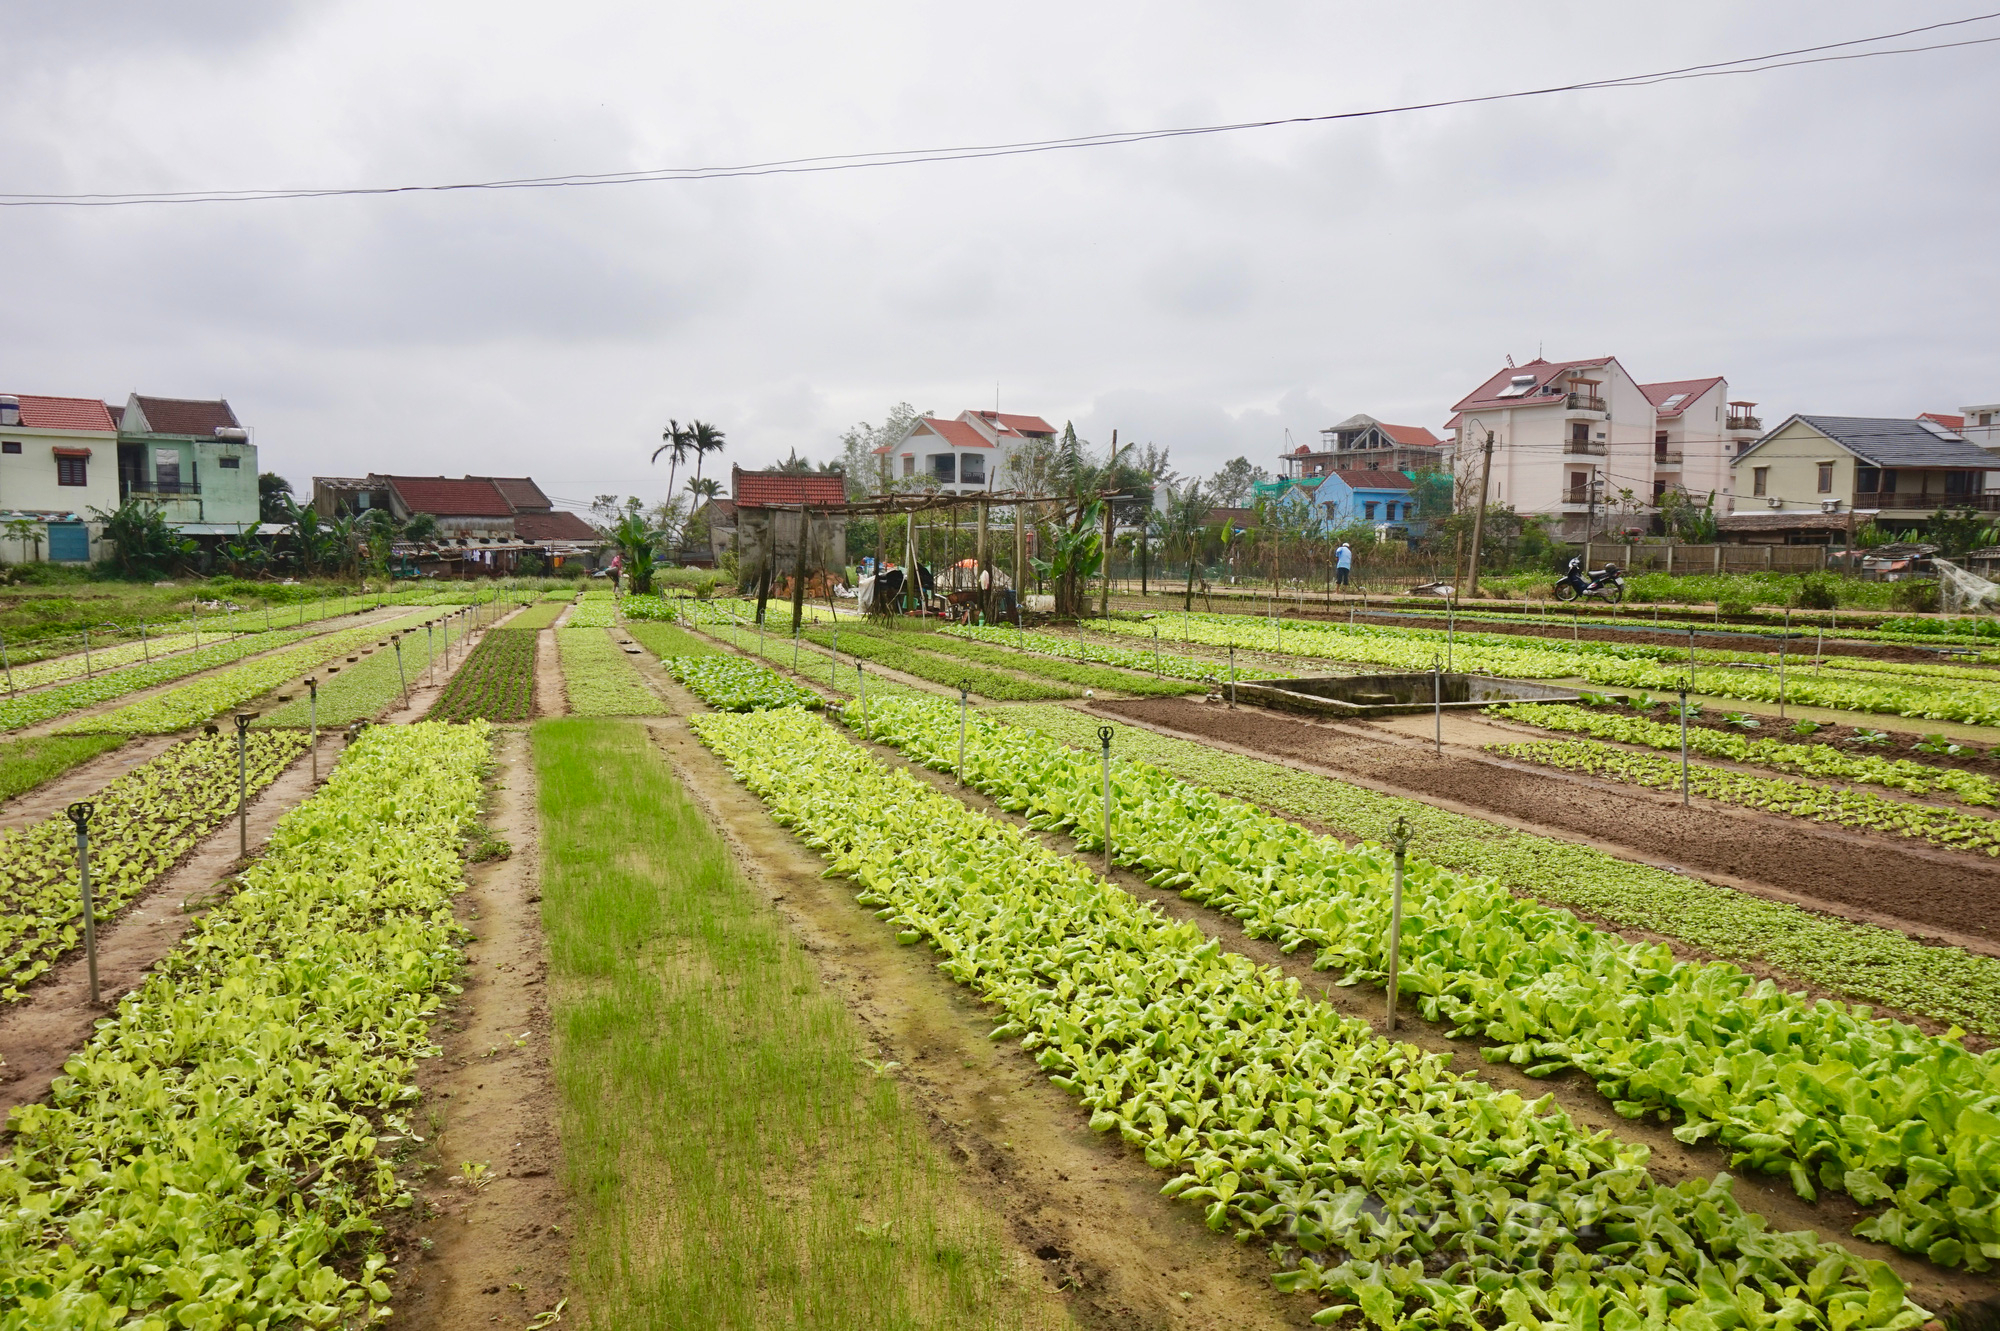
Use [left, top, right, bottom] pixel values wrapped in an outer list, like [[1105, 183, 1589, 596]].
[[652, 420, 693, 508], [685, 420, 727, 491], [610, 511, 668, 594], [1160, 481, 1212, 611], [686, 476, 722, 503]]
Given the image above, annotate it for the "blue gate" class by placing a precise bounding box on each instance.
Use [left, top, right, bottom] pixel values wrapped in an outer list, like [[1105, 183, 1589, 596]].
[[47, 522, 89, 563]]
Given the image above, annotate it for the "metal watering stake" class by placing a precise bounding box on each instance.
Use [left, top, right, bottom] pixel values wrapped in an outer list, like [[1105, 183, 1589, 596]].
[[1678, 684, 1691, 807], [858, 663, 869, 739], [1385, 815, 1409, 1031], [1153, 626, 1161, 675], [957, 687, 969, 786], [1778, 609, 1789, 720], [1432, 653, 1443, 756], [1228, 644, 1236, 708], [306, 678, 319, 783], [1099, 725, 1115, 876], [234, 713, 256, 858], [65, 802, 99, 1004], [138, 616, 150, 662], [425, 621, 436, 686], [393, 635, 409, 707], [82, 624, 93, 677], [1, 634, 12, 695]]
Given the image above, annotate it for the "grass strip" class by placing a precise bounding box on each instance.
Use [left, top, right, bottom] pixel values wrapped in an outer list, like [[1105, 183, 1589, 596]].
[[426, 627, 537, 722], [692, 706, 1930, 1327], [563, 597, 619, 629], [864, 697, 2000, 1272], [0, 730, 310, 999], [557, 628, 666, 716], [832, 624, 1203, 697], [63, 611, 443, 735], [1494, 737, 2000, 855], [625, 621, 722, 658], [509, 600, 570, 630], [0, 733, 127, 803], [1002, 705, 2000, 1041], [1489, 702, 2000, 806], [0, 722, 488, 1327], [256, 612, 463, 727], [534, 718, 1060, 1331]]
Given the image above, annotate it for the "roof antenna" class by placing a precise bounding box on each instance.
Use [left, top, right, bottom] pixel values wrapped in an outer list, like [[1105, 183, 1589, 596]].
[[995, 382, 1000, 413], [1538, 339, 1544, 360]]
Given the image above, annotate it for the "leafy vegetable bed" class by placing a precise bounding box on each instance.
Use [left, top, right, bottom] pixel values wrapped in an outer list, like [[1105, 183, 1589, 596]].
[[1496, 737, 2000, 856], [0, 721, 488, 1327], [0, 730, 310, 1000], [507, 599, 569, 630], [256, 612, 463, 728], [791, 624, 1074, 700], [1490, 702, 2000, 806], [0, 734, 127, 804], [426, 626, 537, 722], [856, 695, 2000, 1272], [61, 612, 442, 735], [835, 625, 1203, 697], [564, 593, 619, 629], [557, 628, 666, 715], [1091, 612, 2000, 726], [667, 655, 820, 711], [0, 628, 320, 732], [942, 622, 1294, 684], [625, 622, 720, 659], [692, 705, 1931, 1327], [2, 631, 211, 692]]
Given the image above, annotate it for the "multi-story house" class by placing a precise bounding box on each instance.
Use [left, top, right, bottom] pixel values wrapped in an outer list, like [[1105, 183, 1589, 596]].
[[1723, 416, 1997, 544], [1922, 405, 2000, 487], [112, 395, 260, 534], [0, 393, 122, 562], [874, 410, 1058, 494], [1282, 415, 1446, 481], [1445, 356, 1762, 538]]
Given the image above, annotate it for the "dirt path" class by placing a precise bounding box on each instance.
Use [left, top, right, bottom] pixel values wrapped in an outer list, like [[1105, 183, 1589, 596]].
[[0, 730, 348, 1114], [532, 630, 565, 717], [1093, 697, 2000, 950], [834, 709, 2000, 1316], [647, 697, 1310, 1331], [390, 726, 569, 1331]]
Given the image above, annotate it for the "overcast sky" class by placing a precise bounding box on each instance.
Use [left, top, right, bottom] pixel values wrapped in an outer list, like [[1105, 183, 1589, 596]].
[[5, 0, 1997, 509]]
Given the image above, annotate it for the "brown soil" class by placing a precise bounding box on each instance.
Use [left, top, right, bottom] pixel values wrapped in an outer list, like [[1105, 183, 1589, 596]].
[[0, 731, 348, 1114], [647, 697, 1311, 1330], [850, 719, 2000, 1315], [388, 727, 570, 1331], [1615, 700, 2000, 774], [532, 630, 565, 718], [1092, 698, 2000, 949]]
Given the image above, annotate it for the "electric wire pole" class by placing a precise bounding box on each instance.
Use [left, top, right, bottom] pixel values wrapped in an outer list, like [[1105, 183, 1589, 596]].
[[1465, 425, 1495, 595]]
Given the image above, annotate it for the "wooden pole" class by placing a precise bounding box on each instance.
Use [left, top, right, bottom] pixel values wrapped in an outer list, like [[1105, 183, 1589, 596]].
[[790, 509, 811, 635], [1014, 502, 1027, 625], [975, 499, 990, 624]]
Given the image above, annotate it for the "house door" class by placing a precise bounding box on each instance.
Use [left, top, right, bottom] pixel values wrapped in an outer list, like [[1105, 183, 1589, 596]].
[[47, 522, 89, 562]]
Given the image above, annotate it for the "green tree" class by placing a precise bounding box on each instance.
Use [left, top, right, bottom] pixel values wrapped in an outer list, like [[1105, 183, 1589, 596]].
[[1927, 506, 1994, 556], [258, 472, 296, 523], [610, 511, 669, 593], [4, 517, 44, 564], [839, 403, 925, 498], [1206, 456, 1269, 507], [89, 501, 197, 577], [685, 420, 728, 496], [1159, 481, 1212, 610], [652, 420, 693, 517]]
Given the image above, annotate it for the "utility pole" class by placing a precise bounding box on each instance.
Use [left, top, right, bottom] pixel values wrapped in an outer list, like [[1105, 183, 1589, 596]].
[[1465, 423, 1496, 595], [1099, 430, 1121, 618]]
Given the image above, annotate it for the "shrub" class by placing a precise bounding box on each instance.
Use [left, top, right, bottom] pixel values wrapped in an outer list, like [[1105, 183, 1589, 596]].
[[1891, 579, 1941, 613], [1791, 572, 1840, 610], [1716, 588, 1754, 617]]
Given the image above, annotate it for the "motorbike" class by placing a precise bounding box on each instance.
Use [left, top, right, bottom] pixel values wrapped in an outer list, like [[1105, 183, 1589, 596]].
[[1553, 557, 1625, 604]]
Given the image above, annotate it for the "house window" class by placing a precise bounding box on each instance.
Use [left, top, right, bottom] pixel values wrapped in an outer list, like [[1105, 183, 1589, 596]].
[[1946, 470, 1975, 495], [960, 453, 985, 485], [1855, 467, 1880, 493], [218, 455, 241, 469], [57, 455, 89, 486], [1363, 501, 1378, 519], [901, 455, 914, 477], [930, 454, 956, 483], [1, 442, 18, 455], [1978, 412, 1992, 427], [1816, 463, 1834, 494], [154, 448, 182, 492], [1653, 479, 1667, 500], [1880, 469, 1898, 494], [1752, 467, 1768, 497]]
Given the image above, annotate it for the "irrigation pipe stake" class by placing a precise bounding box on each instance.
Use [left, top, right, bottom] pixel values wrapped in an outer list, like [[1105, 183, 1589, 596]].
[[1227, 644, 1236, 708], [392, 635, 409, 708], [306, 678, 319, 783], [830, 621, 840, 686], [1678, 684, 1691, 808], [1385, 815, 1409, 1031], [857, 663, 869, 739], [1432, 652, 1443, 756], [82, 624, 93, 678], [1778, 608, 1789, 720], [425, 621, 436, 687], [957, 686, 969, 786], [1153, 625, 1161, 675], [66, 803, 99, 1005], [234, 713, 255, 859], [1098, 725, 1115, 876], [138, 616, 149, 662], [0, 634, 12, 696]]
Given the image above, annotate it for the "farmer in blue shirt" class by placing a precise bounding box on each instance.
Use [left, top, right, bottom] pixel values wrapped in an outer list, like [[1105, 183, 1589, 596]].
[[1335, 541, 1353, 588]]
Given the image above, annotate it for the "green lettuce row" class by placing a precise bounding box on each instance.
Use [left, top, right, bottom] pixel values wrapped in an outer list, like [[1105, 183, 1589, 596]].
[[1489, 703, 2000, 807], [556, 628, 666, 716], [788, 623, 1075, 701], [1088, 613, 2000, 726], [852, 695, 2000, 1274], [0, 721, 490, 1329], [0, 628, 322, 732], [563, 597, 619, 628], [59, 611, 443, 736], [1, 632, 208, 692], [941, 622, 1296, 684], [256, 611, 465, 728], [425, 627, 537, 722], [691, 706, 1927, 1329], [1495, 738, 2000, 856], [0, 731, 310, 1000], [665, 655, 820, 711], [687, 621, 935, 704], [812, 623, 1204, 697]]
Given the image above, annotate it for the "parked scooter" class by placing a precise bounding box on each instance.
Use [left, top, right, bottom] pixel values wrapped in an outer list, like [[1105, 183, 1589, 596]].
[[1553, 556, 1626, 604]]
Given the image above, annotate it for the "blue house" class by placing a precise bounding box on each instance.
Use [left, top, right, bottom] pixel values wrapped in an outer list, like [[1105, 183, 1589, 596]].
[[1313, 469, 1425, 535]]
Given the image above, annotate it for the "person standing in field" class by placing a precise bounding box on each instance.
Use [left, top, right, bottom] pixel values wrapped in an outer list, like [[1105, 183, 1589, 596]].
[[1335, 540, 1352, 589]]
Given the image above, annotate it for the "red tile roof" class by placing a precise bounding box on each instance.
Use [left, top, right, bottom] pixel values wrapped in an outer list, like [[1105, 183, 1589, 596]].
[[1327, 469, 1416, 491], [1922, 412, 1967, 431], [485, 476, 553, 511], [732, 468, 849, 507], [132, 395, 239, 435], [1451, 357, 1616, 413], [9, 394, 116, 432], [972, 410, 1056, 436], [1378, 423, 1443, 448], [916, 416, 994, 449], [385, 476, 516, 518], [1639, 378, 1724, 418], [514, 510, 600, 541]]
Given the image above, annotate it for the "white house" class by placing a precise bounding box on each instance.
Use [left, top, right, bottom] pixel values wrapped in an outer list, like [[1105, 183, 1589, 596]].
[[1445, 356, 1763, 538], [875, 410, 1058, 495], [0, 394, 121, 562]]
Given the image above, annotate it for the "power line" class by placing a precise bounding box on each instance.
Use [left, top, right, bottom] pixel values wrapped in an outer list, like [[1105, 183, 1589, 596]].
[[4, 12, 1995, 209]]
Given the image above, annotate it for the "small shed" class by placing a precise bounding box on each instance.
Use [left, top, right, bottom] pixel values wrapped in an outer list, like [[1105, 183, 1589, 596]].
[[731, 468, 849, 591]]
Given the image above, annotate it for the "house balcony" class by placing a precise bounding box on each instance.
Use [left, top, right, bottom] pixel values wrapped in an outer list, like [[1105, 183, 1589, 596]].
[[1653, 449, 1683, 466], [1862, 491, 2000, 512], [1726, 415, 1762, 432], [1562, 440, 1606, 456], [1562, 487, 1594, 507], [1564, 393, 1607, 413]]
